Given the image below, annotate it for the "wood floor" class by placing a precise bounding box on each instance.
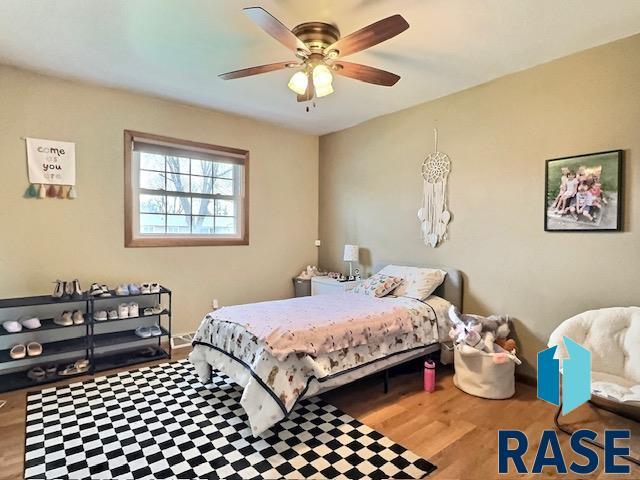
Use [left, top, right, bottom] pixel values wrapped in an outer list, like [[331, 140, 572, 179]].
[[1, 349, 638, 480]]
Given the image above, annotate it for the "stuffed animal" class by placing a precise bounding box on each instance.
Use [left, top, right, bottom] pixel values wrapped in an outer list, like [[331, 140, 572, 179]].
[[448, 305, 510, 353]]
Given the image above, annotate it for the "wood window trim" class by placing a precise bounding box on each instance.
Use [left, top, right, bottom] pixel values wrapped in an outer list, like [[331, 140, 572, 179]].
[[124, 130, 250, 247]]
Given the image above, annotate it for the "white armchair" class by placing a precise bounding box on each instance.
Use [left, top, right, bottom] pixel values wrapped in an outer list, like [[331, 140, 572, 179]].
[[548, 306, 640, 420]]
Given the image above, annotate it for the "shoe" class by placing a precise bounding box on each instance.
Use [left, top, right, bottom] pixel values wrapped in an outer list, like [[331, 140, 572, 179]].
[[140, 283, 151, 294], [135, 326, 151, 338], [27, 367, 46, 381], [71, 279, 83, 298], [118, 303, 129, 319], [54, 311, 73, 326], [20, 317, 41, 330], [10, 344, 26, 359], [89, 283, 104, 296], [128, 284, 141, 295], [45, 364, 57, 377], [64, 281, 74, 298], [52, 280, 66, 299], [58, 359, 90, 376], [108, 310, 118, 320], [151, 305, 163, 315], [93, 310, 107, 321], [143, 307, 154, 316], [150, 283, 161, 293], [148, 325, 162, 337], [27, 342, 43, 357], [2, 321, 22, 333], [72, 310, 84, 325], [128, 302, 139, 318], [99, 285, 112, 297], [115, 284, 130, 296]]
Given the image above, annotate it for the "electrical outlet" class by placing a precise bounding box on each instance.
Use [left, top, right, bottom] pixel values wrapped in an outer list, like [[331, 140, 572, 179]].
[[212, 298, 219, 310], [315, 239, 321, 247]]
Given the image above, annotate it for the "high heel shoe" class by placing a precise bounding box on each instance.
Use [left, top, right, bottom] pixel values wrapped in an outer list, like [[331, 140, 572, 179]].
[[52, 280, 66, 299], [71, 279, 83, 298]]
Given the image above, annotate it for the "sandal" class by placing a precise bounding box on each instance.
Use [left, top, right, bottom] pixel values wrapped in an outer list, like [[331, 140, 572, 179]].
[[27, 367, 46, 381], [27, 342, 43, 357], [58, 359, 90, 376], [10, 344, 26, 359]]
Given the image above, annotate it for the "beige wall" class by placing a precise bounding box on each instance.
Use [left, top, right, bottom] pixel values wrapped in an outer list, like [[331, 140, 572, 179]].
[[319, 34, 640, 376], [0, 65, 318, 334]]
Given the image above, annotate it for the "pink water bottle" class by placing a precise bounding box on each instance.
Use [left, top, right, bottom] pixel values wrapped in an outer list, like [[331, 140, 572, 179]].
[[423, 360, 436, 392]]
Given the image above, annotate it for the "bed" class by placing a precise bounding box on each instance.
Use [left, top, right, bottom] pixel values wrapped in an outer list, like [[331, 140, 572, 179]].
[[189, 266, 462, 436]]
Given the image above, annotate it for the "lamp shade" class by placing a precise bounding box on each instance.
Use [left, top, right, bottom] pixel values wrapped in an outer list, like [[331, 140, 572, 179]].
[[343, 245, 359, 262]]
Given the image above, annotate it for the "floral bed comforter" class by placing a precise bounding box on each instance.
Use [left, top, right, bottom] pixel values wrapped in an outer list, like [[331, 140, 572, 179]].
[[189, 293, 450, 436]]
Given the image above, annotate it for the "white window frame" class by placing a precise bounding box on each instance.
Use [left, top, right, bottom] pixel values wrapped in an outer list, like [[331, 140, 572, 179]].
[[124, 130, 249, 247]]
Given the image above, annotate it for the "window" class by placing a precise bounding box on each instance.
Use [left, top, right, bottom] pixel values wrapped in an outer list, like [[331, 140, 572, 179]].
[[124, 131, 249, 247]]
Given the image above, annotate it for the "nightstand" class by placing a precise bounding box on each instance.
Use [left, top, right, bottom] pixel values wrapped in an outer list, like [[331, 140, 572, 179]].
[[311, 276, 362, 295]]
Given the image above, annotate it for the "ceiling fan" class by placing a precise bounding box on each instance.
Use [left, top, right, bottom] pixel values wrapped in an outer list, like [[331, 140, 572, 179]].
[[219, 7, 409, 102]]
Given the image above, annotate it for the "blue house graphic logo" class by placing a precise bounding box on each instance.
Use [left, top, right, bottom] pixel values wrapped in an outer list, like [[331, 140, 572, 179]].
[[537, 336, 591, 414]]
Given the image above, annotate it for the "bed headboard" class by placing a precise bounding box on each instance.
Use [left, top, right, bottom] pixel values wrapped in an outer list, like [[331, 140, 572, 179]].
[[372, 263, 463, 310]]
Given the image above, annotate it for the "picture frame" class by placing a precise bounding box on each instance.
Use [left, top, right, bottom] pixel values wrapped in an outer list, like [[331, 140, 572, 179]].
[[544, 150, 623, 232]]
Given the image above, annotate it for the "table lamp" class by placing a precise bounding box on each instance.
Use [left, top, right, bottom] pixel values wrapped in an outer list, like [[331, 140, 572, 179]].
[[343, 245, 359, 277]]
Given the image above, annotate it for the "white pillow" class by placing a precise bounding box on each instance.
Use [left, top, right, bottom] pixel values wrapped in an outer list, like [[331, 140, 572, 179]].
[[378, 265, 446, 300]]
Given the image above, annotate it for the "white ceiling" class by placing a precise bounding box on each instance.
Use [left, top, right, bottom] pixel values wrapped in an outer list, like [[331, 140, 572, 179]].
[[1, 1, 640, 135]]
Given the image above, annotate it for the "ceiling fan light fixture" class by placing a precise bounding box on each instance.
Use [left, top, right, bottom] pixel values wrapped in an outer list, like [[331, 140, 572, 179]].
[[312, 64, 333, 88], [287, 70, 308, 95], [315, 82, 334, 98]]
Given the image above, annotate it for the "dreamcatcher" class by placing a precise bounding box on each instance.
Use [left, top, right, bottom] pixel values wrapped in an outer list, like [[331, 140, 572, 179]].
[[417, 128, 451, 247]]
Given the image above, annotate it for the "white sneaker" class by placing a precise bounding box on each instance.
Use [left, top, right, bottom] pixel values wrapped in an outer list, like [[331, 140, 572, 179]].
[[93, 310, 107, 321], [20, 317, 41, 330], [151, 305, 163, 315], [128, 302, 139, 318], [2, 321, 22, 333], [140, 283, 151, 294], [143, 307, 154, 316], [108, 310, 118, 320], [118, 303, 129, 319], [150, 283, 161, 293]]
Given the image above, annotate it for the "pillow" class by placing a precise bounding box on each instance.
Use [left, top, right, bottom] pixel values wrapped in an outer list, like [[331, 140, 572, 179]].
[[351, 273, 403, 298], [379, 265, 447, 300]]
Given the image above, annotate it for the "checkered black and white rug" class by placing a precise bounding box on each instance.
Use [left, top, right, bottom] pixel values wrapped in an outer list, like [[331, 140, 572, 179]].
[[24, 359, 436, 479]]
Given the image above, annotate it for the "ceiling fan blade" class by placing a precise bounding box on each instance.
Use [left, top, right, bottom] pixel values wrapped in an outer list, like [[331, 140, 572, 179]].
[[219, 61, 292, 80], [333, 61, 400, 86], [243, 7, 310, 55], [297, 72, 315, 102], [325, 14, 409, 58]]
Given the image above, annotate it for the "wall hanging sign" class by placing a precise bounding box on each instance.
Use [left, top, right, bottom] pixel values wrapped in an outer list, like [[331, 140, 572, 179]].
[[544, 149, 623, 232], [418, 128, 451, 247], [25, 137, 77, 199]]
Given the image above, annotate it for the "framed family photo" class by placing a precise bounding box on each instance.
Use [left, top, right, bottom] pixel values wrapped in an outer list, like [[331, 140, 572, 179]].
[[545, 150, 623, 232]]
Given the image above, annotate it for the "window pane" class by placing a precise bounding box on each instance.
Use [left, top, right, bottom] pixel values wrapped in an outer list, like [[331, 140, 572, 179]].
[[166, 214, 191, 234], [140, 194, 165, 214], [215, 216, 236, 234], [140, 214, 165, 234], [191, 159, 214, 177], [166, 156, 190, 174], [213, 163, 234, 179], [192, 198, 214, 216], [166, 173, 190, 192], [140, 170, 165, 190], [192, 216, 215, 234], [167, 195, 191, 215], [214, 199, 235, 216], [191, 176, 214, 194], [140, 152, 165, 171], [213, 178, 234, 195]]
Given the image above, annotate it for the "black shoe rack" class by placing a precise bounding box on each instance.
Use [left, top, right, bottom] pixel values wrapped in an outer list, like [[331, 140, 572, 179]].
[[0, 286, 172, 393]]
